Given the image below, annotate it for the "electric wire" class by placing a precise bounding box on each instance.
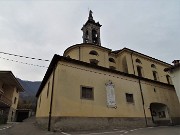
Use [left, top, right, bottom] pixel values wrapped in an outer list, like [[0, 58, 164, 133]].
[[0, 51, 50, 62], [0, 56, 48, 68]]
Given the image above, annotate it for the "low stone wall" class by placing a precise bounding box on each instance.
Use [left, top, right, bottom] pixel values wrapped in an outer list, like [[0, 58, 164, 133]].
[[36, 117, 147, 131], [36, 116, 180, 132], [36, 117, 49, 130]]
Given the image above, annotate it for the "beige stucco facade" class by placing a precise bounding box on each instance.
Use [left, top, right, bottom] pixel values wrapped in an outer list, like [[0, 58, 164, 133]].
[[64, 44, 172, 85], [36, 51, 180, 131]]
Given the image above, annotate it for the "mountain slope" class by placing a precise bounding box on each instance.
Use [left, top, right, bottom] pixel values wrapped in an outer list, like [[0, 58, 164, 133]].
[[17, 78, 41, 110], [17, 78, 41, 96]]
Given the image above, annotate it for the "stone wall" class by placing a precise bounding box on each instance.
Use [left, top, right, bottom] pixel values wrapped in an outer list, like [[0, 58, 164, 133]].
[[37, 117, 148, 132]]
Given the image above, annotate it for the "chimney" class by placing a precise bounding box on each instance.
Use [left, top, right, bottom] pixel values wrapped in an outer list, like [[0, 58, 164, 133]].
[[172, 60, 180, 66]]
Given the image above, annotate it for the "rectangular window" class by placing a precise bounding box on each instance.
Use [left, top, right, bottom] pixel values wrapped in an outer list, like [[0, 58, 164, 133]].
[[39, 95, 41, 108], [16, 89, 18, 93], [137, 66, 142, 77], [126, 93, 134, 103], [14, 97, 17, 104], [153, 71, 158, 81], [166, 75, 171, 84], [81, 86, 94, 100]]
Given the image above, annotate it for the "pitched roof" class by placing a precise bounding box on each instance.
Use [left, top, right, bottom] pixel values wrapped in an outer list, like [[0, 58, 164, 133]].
[[112, 47, 172, 66], [0, 71, 24, 92], [36, 55, 174, 97]]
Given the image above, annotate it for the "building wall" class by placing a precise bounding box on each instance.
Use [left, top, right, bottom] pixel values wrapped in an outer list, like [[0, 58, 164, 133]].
[[65, 45, 110, 68], [7, 87, 19, 122], [0, 81, 20, 122], [170, 68, 180, 103], [66, 47, 80, 60], [52, 62, 144, 117], [130, 53, 171, 84], [36, 61, 180, 130], [36, 72, 54, 117]]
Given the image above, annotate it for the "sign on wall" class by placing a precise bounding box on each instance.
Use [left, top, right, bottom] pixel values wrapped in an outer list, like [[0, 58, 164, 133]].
[[105, 80, 117, 108]]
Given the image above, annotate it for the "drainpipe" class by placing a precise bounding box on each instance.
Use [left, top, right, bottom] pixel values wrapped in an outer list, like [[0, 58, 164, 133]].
[[79, 46, 81, 61], [130, 51, 135, 75], [138, 79, 148, 126], [48, 65, 56, 131]]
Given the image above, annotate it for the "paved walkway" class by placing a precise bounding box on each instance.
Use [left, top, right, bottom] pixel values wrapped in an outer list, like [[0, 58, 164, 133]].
[[0, 117, 63, 135]]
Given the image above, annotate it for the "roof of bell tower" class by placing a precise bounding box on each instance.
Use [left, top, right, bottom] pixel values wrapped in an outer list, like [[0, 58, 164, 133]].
[[82, 10, 102, 28]]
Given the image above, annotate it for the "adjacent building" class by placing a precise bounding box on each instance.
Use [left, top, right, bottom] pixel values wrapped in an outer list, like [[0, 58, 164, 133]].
[[36, 11, 180, 131], [0, 71, 24, 123], [165, 60, 180, 103]]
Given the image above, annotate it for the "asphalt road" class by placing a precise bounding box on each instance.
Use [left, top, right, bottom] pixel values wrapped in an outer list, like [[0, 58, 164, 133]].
[[64, 126, 180, 135], [0, 117, 179, 135], [126, 126, 180, 135]]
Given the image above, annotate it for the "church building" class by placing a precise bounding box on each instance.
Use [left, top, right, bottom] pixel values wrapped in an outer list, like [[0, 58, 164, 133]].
[[36, 11, 180, 131]]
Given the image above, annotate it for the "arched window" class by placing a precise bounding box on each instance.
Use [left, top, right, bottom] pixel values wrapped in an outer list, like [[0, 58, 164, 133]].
[[166, 75, 172, 84], [136, 59, 142, 64], [152, 71, 159, 81], [109, 58, 116, 63], [86, 30, 89, 36], [92, 29, 98, 44], [85, 30, 89, 43], [137, 66, 143, 77], [89, 50, 98, 56], [122, 56, 128, 73], [151, 64, 156, 68]]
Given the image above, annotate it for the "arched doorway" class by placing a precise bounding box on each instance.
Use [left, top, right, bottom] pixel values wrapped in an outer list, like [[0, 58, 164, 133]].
[[150, 103, 172, 125]]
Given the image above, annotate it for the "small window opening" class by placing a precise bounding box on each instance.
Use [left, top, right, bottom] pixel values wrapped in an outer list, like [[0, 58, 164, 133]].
[[151, 64, 156, 68], [153, 71, 158, 81], [47, 82, 50, 98], [136, 59, 142, 64], [92, 29, 98, 44], [14, 97, 17, 104], [90, 59, 99, 65], [166, 75, 171, 84], [126, 93, 134, 103], [154, 88, 156, 92], [89, 50, 98, 56], [81, 86, 94, 100], [39, 96, 41, 108], [109, 58, 116, 63], [137, 66, 143, 77]]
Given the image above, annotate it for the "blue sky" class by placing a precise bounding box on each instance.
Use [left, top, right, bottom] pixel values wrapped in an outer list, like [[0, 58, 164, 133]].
[[0, 0, 179, 81]]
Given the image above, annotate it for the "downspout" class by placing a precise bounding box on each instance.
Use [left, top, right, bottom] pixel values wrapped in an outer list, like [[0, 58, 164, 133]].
[[79, 46, 81, 61], [48, 65, 56, 131], [130, 51, 135, 75], [138, 79, 148, 126]]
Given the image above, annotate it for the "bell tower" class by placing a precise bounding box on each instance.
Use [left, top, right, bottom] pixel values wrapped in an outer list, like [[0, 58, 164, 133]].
[[81, 10, 102, 46]]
